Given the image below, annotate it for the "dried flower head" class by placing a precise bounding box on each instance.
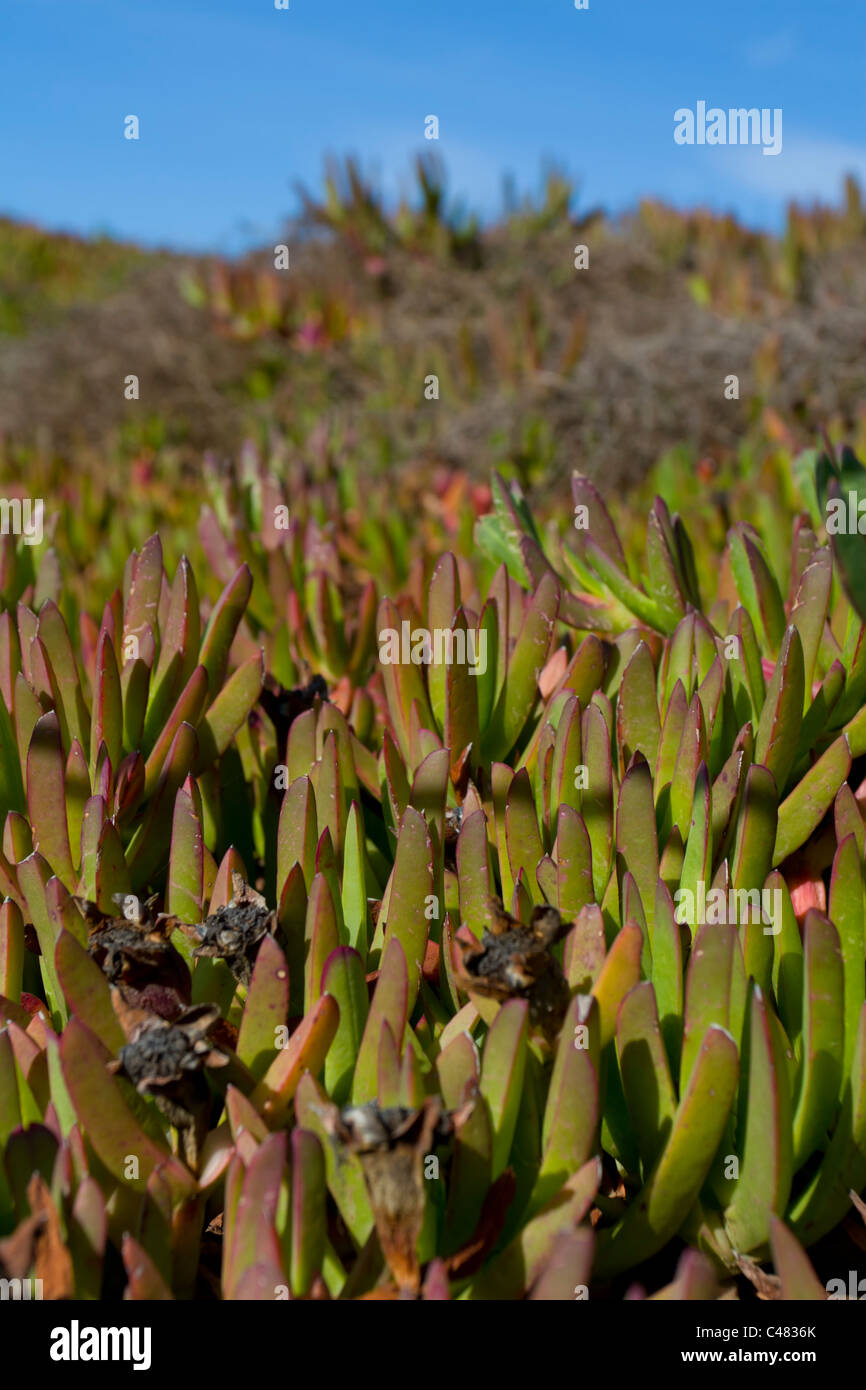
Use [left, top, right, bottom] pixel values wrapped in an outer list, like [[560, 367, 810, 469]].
[[109, 1003, 229, 1170], [455, 897, 572, 1044], [330, 1097, 468, 1296], [193, 874, 281, 986], [81, 893, 191, 1022]]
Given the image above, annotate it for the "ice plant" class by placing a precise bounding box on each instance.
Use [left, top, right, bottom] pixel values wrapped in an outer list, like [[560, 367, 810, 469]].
[[0, 447, 864, 1300]]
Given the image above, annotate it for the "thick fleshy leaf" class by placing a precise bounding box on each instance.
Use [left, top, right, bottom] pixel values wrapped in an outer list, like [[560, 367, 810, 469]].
[[484, 573, 559, 760], [533, 995, 598, 1210], [791, 912, 843, 1168], [142, 665, 209, 800], [379, 806, 433, 1008], [277, 776, 317, 897], [251, 993, 339, 1128], [791, 1002, 866, 1244], [294, 1071, 374, 1249], [122, 1235, 174, 1300], [754, 627, 804, 795], [680, 922, 736, 1095], [670, 696, 708, 843], [351, 936, 409, 1103], [505, 768, 545, 906], [304, 873, 340, 1011], [594, 1025, 738, 1278], [123, 536, 163, 660], [617, 641, 660, 771], [93, 818, 131, 914], [731, 763, 777, 905], [724, 985, 794, 1256], [68, 1177, 107, 1300], [167, 785, 204, 924], [555, 805, 593, 921], [592, 922, 643, 1049], [126, 722, 199, 889], [469, 1157, 601, 1299], [564, 904, 605, 993], [828, 834, 866, 1091], [196, 651, 264, 770], [789, 549, 832, 704], [145, 556, 201, 743], [768, 869, 804, 1048], [322, 946, 369, 1106], [457, 807, 492, 940], [528, 1229, 595, 1300], [377, 597, 436, 764], [649, 1249, 720, 1301], [444, 1095, 494, 1255], [237, 935, 290, 1080], [581, 702, 613, 901], [55, 930, 125, 1053], [224, 1132, 286, 1299], [617, 982, 677, 1174], [774, 734, 852, 865], [729, 524, 786, 656], [340, 801, 370, 954], [645, 500, 687, 632], [443, 611, 481, 778], [27, 712, 75, 889], [89, 634, 123, 781], [18, 851, 65, 1026], [615, 757, 658, 949], [768, 1216, 826, 1300], [0, 898, 24, 1001], [198, 564, 253, 703], [479, 999, 529, 1180], [290, 1128, 327, 1296]]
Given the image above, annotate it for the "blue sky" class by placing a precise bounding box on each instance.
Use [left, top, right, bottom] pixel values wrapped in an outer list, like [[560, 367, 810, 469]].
[[1, 0, 863, 253]]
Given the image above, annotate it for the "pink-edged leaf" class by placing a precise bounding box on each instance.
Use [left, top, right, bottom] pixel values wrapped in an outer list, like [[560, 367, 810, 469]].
[[322, 946, 368, 1106], [277, 775, 317, 896], [122, 1234, 174, 1299], [126, 722, 198, 890], [92, 821, 130, 919], [142, 665, 209, 800], [304, 873, 340, 1011], [27, 711, 75, 888], [195, 650, 264, 770], [225, 1131, 287, 1299], [237, 935, 290, 1080], [290, 1128, 327, 1296], [251, 993, 339, 1128], [456, 807, 492, 941], [55, 931, 126, 1053], [123, 535, 163, 659], [380, 805, 433, 1008], [199, 564, 253, 703], [351, 936, 409, 1103], [167, 784, 204, 925]]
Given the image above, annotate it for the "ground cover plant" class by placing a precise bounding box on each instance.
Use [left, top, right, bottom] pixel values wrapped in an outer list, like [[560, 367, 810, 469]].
[[1, 430, 866, 1301], [2, 161, 865, 492]]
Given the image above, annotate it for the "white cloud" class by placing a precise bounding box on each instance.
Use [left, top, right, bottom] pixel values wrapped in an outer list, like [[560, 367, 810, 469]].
[[744, 31, 796, 69], [726, 134, 866, 201]]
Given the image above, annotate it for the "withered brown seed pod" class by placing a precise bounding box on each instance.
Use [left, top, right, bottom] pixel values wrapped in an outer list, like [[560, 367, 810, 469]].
[[329, 1097, 470, 1296], [81, 894, 191, 1022], [455, 897, 572, 1044], [193, 873, 283, 986], [109, 1003, 229, 1171]]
